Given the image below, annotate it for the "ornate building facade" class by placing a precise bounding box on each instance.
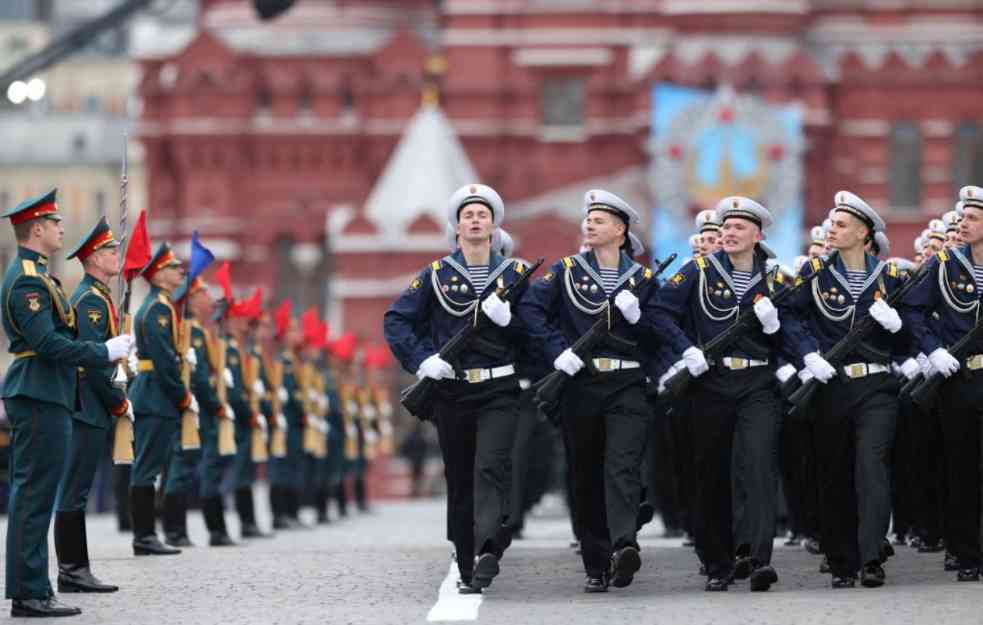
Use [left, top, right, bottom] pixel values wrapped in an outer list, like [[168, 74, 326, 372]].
[[138, 0, 983, 343]]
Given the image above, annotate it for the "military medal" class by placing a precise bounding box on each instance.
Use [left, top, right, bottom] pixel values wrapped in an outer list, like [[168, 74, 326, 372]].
[[460, 284, 469, 293], [837, 294, 846, 305], [969, 284, 976, 294], [590, 284, 599, 293], [723, 289, 732, 299]]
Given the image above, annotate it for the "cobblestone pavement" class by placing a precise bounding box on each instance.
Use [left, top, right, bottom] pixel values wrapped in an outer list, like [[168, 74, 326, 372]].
[[1, 491, 978, 625]]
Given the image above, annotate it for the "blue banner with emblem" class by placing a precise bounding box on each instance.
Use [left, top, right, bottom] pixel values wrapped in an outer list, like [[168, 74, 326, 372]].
[[648, 84, 804, 270]]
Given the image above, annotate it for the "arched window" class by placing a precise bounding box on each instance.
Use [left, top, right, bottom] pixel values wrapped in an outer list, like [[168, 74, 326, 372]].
[[889, 121, 921, 210]]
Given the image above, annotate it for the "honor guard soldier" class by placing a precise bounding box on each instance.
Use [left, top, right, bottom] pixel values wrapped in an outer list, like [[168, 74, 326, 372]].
[[55, 217, 129, 593], [225, 293, 272, 539], [1, 190, 133, 617], [519, 189, 658, 593], [650, 197, 797, 592], [696, 209, 722, 257], [177, 277, 236, 546], [784, 191, 907, 589], [901, 185, 983, 581], [269, 302, 305, 529], [385, 183, 526, 594], [129, 243, 196, 556]]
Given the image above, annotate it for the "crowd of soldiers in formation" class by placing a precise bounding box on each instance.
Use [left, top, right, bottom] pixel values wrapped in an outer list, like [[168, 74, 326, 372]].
[[0, 190, 396, 617], [384, 182, 983, 596]]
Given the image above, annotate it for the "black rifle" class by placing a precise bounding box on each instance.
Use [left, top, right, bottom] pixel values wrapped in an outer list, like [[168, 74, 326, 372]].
[[532, 253, 677, 419], [400, 258, 545, 421], [663, 251, 829, 401], [786, 263, 928, 418], [908, 316, 983, 408]]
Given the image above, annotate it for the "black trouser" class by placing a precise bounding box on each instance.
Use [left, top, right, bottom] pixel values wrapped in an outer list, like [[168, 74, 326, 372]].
[[935, 372, 983, 568], [561, 369, 648, 577], [434, 376, 519, 583], [667, 396, 695, 535], [781, 407, 821, 540], [647, 397, 684, 533], [890, 392, 916, 539], [811, 374, 897, 577], [688, 368, 780, 579], [508, 387, 538, 531], [911, 398, 945, 543]]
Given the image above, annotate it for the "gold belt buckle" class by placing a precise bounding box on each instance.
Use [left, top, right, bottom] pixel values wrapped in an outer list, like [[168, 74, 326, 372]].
[[848, 363, 865, 378], [466, 369, 482, 383], [968, 355, 983, 370], [596, 358, 612, 372], [730, 358, 747, 370]]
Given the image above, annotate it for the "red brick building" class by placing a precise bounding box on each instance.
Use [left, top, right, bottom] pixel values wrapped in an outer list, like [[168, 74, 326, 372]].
[[137, 0, 983, 345]]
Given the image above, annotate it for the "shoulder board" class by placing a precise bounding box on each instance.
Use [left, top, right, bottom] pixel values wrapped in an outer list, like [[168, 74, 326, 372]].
[[562, 257, 574, 268], [644, 268, 653, 280], [431, 260, 442, 271], [514, 261, 525, 274], [888, 263, 898, 278], [695, 257, 707, 270], [21, 259, 37, 277], [775, 272, 785, 284], [937, 250, 949, 262], [810, 257, 823, 272]]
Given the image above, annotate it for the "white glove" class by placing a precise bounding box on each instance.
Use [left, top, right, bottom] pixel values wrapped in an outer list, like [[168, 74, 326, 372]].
[[798, 369, 814, 383], [223, 402, 236, 421], [307, 389, 320, 404], [614, 290, 641, 325], [125, 402, 135, 423], [188, 395, 200, 415], [917, 352, 933, 377], [899, 358, 920, 380], [480, 293, 512, 328], [776, 363, 796, 384], [657, 362, 683, 394], [224, 368, 234, 388], [417, 354, 455, 380], [682, 346, 709, 377], [554, 348, 585, 377], [803, 352, 836, 383], [128, 350, 139, 375], [184, 348, 198, 370], [276, 413, 287, 429], [253, 378, 266, 397], [105, 334, 134, 361], [928, 347, 960, 378], [278, 387, 288, 403], [869, 299, 902, 334], [306, 414, 317, 428], [256, 414, 268, 432], [753, 296, 780, 335]]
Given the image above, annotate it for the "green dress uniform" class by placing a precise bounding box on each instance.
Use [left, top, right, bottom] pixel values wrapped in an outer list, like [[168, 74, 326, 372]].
[[2, 242, 111, 604], [226, 338, 267, 538], [323, 369, 346, 516], [52, 216, 127, 594], [269, 350, 304, 528], [129, 243, 190, 556]]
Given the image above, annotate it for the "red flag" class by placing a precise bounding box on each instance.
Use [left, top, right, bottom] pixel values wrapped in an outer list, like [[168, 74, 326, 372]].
[[212, 261, 232, 303], [274, 299, 292, 340], [301, 307, 321, 347], [331, 332, 357, 362], [229, 287, 263, 319], [122, 210, 151, 282]]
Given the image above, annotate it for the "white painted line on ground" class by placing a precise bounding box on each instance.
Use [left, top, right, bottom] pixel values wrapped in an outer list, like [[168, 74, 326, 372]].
[[427, 561, 483, 622]]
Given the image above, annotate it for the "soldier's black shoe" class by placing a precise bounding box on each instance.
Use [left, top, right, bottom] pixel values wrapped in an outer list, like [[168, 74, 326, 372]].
[[610, 546, 641, 588], [749, 564, 778, 592], [164, 533, 193, 548], [804, 537, 822, 555], [584, 574, 609, 593], [860, 563, 885, 588], [272, 517, 291, 530], [472, 553, 500, 589], [831, 576, 856, 589], [957, 567, 980, 582], [891, 533, 908, 547], [918, 539, 945, 553], [733, 556, 755, 580], [908, 535, 923, 549], [819, 556, 831, 574], [635, 502, 655, 531], [456, 580, 482, 595], [133, 535, 181, 556], [209, 531, 236, 547], [240, 523, 270, 539], [11, 598, 81, 618], [57, 566, 118, 593], [944, 552, 960, 571], [704, 576, 729, 591], [784, 532, 802, 547], [682, 533, 695, 548]]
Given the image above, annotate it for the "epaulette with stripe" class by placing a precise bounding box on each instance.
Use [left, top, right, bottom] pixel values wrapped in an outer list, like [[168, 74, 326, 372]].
[[695, 257, 707, 270], [21, 259, 37, 276], [644, 268, 653, 279], [514, 261, 525, 274], [937, 250, 949, 262], [562, 256, 575, 268], [888, 262, 898, 278], [431, 260, 442, 271]]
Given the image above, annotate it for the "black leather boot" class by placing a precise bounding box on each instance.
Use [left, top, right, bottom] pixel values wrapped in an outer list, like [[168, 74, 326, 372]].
[[55, 510, 118, 593], [163, 492, 194, 548], [236, 488, 271, 539], [131, 486, 181, 556]]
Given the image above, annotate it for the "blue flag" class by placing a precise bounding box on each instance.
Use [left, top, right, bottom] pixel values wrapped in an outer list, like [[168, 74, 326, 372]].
[[188, 230, 214, 280]]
